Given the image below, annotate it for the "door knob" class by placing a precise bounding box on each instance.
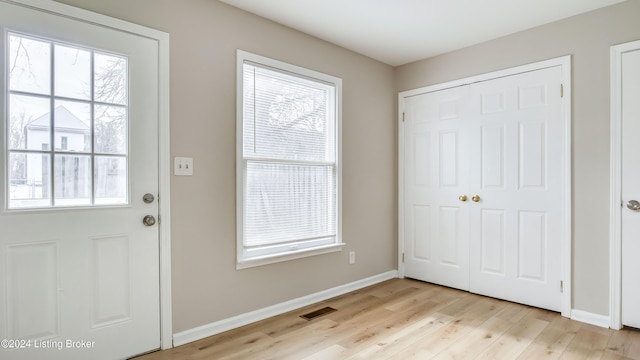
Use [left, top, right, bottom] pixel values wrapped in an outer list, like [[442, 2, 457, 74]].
[[459, 195, 468, 202], [628, 200, 640, 211], [143, 215, 156, 227], [472, 195, 481, 202]]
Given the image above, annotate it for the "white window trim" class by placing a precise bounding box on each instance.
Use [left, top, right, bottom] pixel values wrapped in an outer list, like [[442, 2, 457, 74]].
[[235, 50, 343, 269]]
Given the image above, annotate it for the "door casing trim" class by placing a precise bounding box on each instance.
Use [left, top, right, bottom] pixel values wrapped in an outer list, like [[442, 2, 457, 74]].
[[398, 55, 572, 318], [609, 39, 640, 330], [3, 0, 173, 349]]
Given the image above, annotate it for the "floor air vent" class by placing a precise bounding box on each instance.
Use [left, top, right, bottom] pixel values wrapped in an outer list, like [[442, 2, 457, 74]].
[[300, 306, 337, 321]]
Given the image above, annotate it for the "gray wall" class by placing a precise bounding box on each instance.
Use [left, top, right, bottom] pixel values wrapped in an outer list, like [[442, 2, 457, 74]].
[[396, 0, 640, 316], [54, 0, 396, 333]]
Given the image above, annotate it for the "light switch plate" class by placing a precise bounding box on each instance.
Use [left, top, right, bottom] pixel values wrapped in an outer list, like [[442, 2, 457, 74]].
[[174, 157, 193, 176]]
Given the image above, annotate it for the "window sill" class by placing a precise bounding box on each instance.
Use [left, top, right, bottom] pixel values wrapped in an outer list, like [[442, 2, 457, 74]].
[[236, 242, 346, 270]]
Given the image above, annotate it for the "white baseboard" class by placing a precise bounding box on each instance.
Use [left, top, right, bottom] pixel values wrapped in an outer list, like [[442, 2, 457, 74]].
[[571, 309, 611, 328], [172, 270, 398, 347]]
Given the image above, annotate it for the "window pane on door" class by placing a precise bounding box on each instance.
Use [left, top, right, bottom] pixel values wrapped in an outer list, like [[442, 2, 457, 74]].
[[9, 94, 51, 150], [54, 154, 91, 206], [9, 35, 51, 95], [54, 44, 91, 100], [94, 53, 127, 105], [54, 100, 91, 152], [9, 152, 51, 208], [95, 156, 127, 205], [95, 105, 127, 154]]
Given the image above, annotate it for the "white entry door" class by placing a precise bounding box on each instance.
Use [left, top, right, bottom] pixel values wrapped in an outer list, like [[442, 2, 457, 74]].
[[0, 2, 160, 359], [467, 67, 564, 312], [402, 65, 566, 312], [403, 85, 472, 290], [621, 47, 640, 328]]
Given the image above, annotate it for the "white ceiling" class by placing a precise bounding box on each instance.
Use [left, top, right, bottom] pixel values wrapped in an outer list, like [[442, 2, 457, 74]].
[[219, 0, 626, 66]]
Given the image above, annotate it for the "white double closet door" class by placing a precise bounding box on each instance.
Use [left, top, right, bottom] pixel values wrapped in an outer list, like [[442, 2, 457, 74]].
[[403, 66, 564, 312]]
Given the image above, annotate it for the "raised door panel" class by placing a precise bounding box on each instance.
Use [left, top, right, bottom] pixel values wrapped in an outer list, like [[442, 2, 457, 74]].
[[439, 131, 459, 187], [518, 211, 547, 282], [413, 132, 431, 187], [519, 120, 547, 190], [481, 125, 506, 189], [438, 206, 462, 267], [91, 235, 132, 328], [412, 205, 431, 261], [6, 242, 59, 340], [480, 210, 506, 275]]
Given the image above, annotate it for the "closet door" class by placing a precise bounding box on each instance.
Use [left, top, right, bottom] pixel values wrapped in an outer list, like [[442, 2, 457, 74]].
[[403, 86, 472, 290], [468, 66, 564, 311]]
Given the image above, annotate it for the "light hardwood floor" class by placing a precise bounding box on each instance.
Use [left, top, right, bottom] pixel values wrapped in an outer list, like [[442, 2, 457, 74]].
[[134, 278, 640, 359]]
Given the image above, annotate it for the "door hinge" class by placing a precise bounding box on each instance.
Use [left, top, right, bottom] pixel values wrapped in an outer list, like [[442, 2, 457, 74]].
[[402, 112, 405, 122], [560, 280, 564, 293], [560, 84, 564, 98], [402, 253, 405, 262]]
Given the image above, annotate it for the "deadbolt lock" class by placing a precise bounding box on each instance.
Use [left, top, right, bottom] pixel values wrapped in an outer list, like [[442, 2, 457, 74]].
[[143, 193, 155, 204]]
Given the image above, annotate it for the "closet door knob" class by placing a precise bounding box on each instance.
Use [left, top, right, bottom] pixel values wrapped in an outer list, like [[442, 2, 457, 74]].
[[459, 195, 468, 202], [472, 195, 481, 202]]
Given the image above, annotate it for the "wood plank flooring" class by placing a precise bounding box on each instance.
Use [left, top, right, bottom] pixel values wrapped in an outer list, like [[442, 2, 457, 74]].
[[134, 278, 640, 360]]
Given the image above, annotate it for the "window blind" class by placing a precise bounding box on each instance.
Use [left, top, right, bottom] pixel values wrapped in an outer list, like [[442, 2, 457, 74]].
[[241, 61, 338, 259]]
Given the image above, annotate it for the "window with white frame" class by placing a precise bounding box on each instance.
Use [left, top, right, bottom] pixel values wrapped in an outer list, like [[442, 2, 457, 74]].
[[236, 50, 343, 268], [6, 32, 129, 209]]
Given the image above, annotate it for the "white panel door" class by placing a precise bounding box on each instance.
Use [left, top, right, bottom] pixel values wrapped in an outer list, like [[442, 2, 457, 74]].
[[621, 48, 640, 328], [403, 86, 471, 290], [0, 2, 160, 359], [468, 67, 564, 311]]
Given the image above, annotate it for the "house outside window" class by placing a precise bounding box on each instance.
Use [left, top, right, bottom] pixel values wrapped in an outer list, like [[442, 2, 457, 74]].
[[236, 50, 343, 268]]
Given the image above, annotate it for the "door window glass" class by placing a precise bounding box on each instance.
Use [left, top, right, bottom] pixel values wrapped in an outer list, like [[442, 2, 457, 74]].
[[6, 33, 129, 209]]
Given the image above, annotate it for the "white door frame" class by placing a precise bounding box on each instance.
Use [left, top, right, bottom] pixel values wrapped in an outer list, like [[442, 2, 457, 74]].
[[2, 0, 173, 349], [398, 56, 572, 318], [609, 39, 640, 330]]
